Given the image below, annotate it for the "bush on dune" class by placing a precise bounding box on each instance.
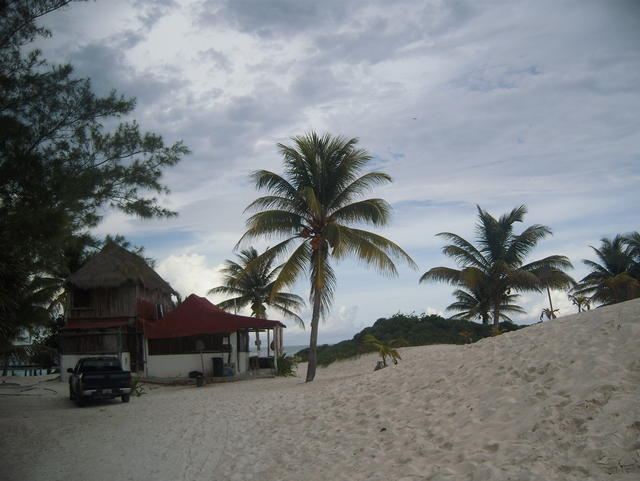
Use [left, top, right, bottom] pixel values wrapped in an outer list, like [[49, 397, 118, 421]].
[[295, 313, 521, 366]]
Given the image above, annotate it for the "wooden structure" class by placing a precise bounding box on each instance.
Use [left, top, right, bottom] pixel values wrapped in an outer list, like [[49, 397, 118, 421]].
[[60, 244, 175, 377]]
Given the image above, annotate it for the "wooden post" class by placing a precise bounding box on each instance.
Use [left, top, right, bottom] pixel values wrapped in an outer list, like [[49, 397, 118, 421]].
[[267, 329, 271, 358], [272, 328, 278, 375]]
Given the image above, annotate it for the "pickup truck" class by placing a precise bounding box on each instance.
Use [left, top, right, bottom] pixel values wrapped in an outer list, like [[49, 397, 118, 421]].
[[67, 356, 132, 405]]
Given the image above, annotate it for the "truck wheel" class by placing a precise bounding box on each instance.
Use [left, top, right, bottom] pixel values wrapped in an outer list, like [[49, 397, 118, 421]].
[[121, 394, 130, 403]]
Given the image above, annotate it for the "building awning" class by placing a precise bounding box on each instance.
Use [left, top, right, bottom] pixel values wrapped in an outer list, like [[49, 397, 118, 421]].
[[145, 294, 285, 339], [62, 318, 130, 330]]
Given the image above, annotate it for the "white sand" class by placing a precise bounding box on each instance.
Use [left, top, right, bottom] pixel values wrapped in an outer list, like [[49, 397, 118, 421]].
[[2, 299, 639, 481]]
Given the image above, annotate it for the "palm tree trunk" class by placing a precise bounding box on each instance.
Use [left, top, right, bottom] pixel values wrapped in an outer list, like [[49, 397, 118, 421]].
[[546, 286, 555, 317], [305, 287, 322, 382], [493, 296, 501, 328]]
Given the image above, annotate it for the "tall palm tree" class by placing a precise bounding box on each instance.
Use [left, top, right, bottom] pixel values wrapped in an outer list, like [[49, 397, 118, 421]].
[[238, 132, 416, 382], [208, 247, 305, 326], [420, 205, 573, 327], [573, 235, 640, 306]]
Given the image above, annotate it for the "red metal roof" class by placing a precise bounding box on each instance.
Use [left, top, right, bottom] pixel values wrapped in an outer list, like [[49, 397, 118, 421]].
[[145, 294, 285, 339], [62, 318, 130, 330]]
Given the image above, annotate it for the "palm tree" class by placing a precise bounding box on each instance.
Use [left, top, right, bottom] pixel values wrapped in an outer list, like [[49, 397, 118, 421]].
[[568, 293, 590, 312], [420, 205, 573, 327], [539, 307, 559, 321], [573, 235, 640, 306], [361, 334, 407, 367], [623, 231, 640, 280], [447, 286, 526, 323], [238, 132, 416, 382], [208, 247, 305, 326]]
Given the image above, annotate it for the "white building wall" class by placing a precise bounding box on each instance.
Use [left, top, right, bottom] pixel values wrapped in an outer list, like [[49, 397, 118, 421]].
[[146, 353, 226, 378], [145, 333, 241, 378], [60, 352, 131, 382], [238, 351, 249, 374]]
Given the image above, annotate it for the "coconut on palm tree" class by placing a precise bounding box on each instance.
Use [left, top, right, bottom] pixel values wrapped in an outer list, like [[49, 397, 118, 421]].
[[208, 247, 305, 326], [420, 205, 573, 327], [238, 132, 416, 382], [573, 234, 640, 306]]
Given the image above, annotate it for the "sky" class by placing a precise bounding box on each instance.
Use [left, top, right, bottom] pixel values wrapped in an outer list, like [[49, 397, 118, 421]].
[[36, 0, 639, 345]]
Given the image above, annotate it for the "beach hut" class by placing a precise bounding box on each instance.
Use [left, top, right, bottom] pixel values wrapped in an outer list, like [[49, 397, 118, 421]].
[[144, 294, 285, 379], [60, 244, 176, 380], [60, 245, 286, 382]]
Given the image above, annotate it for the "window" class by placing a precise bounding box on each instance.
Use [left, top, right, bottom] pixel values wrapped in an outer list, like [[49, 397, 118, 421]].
[[148, 334, 231, 355]]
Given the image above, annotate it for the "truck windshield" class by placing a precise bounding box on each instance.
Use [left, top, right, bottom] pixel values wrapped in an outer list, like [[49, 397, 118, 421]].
[[80, 360, 121, 372]]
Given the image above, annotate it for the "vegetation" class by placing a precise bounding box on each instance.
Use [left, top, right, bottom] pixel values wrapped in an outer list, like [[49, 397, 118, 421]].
[[295, 312, 521, 366], [568, 294, 591, 312], [573, 233, 640, 306], [0, 1, 188, 349], [238, 132, 415, 381], [420, 205, 574, 327], [275, 354, 299, 377], [131, 378, 147, 397], [208, 247, 305, 326], [539, 307, 559, 321], [361, 334, 408, 367]]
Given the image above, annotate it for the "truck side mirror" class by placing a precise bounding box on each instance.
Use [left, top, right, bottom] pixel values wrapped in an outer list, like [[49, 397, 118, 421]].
[[67, 368, 73, 373]]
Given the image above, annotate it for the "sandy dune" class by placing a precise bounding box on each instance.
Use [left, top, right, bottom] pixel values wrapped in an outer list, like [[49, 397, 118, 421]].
[[2, 299, 639, 481]]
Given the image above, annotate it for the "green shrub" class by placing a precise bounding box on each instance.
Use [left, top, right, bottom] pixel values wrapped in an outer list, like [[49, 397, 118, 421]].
[[276, 354, 299, 377], [294, 313, 523, 367]]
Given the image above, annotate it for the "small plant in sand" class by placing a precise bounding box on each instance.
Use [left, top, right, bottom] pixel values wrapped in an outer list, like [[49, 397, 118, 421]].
[[490, 327, 506, 336], [276, 354, 299, 377], [459, 331, 474, 343], [539, 307, 559, 321], [362, 334, 408, 368], [131, 378, 146, 397], [568, 294, 591, 313]]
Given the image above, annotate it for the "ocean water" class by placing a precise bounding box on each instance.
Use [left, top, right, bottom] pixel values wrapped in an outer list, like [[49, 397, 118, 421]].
[[3, 368, 51, 377], [248, 345, 308, 357]]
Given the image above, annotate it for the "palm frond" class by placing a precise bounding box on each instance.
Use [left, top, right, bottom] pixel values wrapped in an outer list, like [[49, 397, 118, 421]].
[[420, 266, 463, 285], [337, 226, 417, 269], [251, 170, 302, 202], [329, 172, 392, 212], [330, 198, 392, 226], [270, 241, 311, 297]]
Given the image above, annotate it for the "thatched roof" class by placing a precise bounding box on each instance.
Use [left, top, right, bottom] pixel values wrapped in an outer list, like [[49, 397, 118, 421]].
[[67, 244, 174, 293]]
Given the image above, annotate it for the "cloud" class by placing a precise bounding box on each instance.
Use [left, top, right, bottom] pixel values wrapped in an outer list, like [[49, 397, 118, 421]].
[[33, 0, 640, 345], [156, 254, 225, 300]]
